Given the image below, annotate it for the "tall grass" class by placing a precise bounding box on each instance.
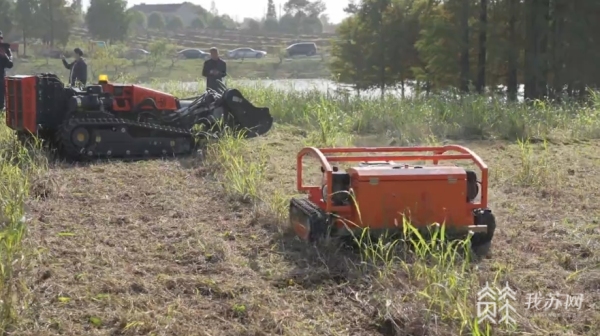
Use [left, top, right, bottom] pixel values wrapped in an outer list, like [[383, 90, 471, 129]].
[[158, 79, 600, 143], [1, 79, 598, 333], [0, 115, 47, 333], [177, 80, 599, 335]]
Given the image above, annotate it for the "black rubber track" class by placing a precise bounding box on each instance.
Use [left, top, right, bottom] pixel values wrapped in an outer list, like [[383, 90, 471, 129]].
[[58, 117, 195, 161]]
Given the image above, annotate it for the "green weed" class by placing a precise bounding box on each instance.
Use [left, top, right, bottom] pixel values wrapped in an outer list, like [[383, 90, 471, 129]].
[[204, 129, 268, 203], [514, 138, 552, 188], [0, 115, 46, 332]]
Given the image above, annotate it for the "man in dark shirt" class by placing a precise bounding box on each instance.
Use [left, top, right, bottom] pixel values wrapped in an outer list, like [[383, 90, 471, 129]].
[[0, 31, 14, 110], [62, 47, 88, 87], [202, 47, 227, 93]]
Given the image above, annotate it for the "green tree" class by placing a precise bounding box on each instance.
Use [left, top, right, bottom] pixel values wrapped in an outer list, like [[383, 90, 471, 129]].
[[475, 0, 488, 93], [219, 15, 237, 29], [267, 0, 277, 19], [145, 39, 177, 72], [263, 17, 278, 32], [0, 0, 15, 36], [71, 0, 83, 14], [210, 1, 218, 16], [382, 0, 421, 96], [209, 16, 226, 30], [15, 0, 40, 56], [284, 0, 310, 15], [86, 0, 130, 42], [166, 16, 184, 31], [279, 14, 298, 33], [302, 16, 322, 34], [357, 0, 393, 98], [128, 10, 147, 32], [329, 16, 373, 92], [190, 17, 206, 30], [197, 6, 210, 20], [70, 0, 84, 26], [330, 0, 600, 100], [38, 0, 73, 47], [243, 18, 260, 33], [147, 12, 165, 30], [413, 1, 463, 90], [282, 0, 326, 16], [282, 0, 326, 34], [306, 0, 326, 17]]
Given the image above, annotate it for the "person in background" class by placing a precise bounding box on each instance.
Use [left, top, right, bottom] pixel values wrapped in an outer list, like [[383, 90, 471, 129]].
[[62, 47, 87, 87], [202, 47, 227, 93], [0, 31, 14, 110]]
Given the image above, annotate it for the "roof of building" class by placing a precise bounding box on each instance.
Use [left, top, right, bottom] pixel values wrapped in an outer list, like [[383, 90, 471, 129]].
[[130, 3, 188, 14]]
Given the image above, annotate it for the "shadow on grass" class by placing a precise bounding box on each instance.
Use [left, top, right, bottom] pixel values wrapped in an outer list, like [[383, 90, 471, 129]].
[[254, 213, 482, 336]]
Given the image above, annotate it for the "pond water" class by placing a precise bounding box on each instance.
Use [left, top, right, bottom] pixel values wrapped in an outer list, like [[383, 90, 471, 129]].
[[152, 78, 416, 99], [153, 78, 525, 100]]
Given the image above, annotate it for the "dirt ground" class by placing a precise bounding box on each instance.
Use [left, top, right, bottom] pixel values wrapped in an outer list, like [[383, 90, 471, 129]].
[[16, 128, 600, 335]]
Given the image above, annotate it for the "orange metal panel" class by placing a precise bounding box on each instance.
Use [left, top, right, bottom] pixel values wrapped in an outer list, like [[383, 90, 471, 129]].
[[296, 145, 489, 215], [101, 83, 179, 112], [345, 174, 472, 228], [22, 76, 37, 133], [348, 166, 466, 181]]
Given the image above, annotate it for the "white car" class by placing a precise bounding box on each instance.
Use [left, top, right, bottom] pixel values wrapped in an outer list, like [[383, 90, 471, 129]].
[[227, 48, 267, 59], [124, 48, 150, 60]]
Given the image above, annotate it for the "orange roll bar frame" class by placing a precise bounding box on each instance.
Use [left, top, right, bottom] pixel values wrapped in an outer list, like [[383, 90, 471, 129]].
[[296, 145, 489, 213]]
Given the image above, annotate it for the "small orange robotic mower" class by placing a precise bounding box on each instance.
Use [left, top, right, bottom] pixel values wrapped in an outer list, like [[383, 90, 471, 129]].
[[289, 145, 495, 254]]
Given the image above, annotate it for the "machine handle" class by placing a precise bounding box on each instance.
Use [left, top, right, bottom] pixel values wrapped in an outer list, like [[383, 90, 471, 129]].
[[296, 145, 489, 211]]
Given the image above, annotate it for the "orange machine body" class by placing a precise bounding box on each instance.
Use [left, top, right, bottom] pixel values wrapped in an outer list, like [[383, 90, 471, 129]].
[[4, 75, 38, 133], [99, 83, 179, 112], [294, 146, 489, 235], [4, 76, 181, 135], [345, 165, 471, 227]]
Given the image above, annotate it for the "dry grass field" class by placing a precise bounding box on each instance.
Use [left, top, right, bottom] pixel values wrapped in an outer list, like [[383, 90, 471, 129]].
[[1, 81, 598, 335]]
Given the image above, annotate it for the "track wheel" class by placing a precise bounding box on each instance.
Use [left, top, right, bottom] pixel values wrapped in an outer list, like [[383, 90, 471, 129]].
[[470, 209, 496, 257], [71, 127, 90, 149], [289, 198, 329, 243]]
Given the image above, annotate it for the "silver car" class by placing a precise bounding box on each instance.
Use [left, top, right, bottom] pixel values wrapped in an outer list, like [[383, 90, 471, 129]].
[[124, 48, 150, 60], [227, 48, 267, 59]]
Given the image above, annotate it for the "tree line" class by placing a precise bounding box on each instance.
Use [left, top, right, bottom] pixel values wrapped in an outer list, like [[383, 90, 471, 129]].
[[0, 0, 80, 52], [128, 0, 333, 36], [0, 0, 333, 55], [330, 0, 600, 100]]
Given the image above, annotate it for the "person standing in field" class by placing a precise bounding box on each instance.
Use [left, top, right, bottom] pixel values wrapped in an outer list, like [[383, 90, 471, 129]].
[[62, 47, 88, 87], [202, 47, 227, 93], [0, 31, 14, 110]]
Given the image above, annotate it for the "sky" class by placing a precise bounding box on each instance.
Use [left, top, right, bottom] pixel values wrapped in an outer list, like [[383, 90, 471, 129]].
[[81, 0, 350, 24]]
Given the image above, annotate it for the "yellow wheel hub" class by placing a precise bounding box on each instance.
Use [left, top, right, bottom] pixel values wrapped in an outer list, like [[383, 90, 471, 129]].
[[76, 133, 85, 142]]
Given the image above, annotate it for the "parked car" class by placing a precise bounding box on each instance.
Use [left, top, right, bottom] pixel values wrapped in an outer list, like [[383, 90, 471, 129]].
[[227, 48, 267, 59], [286, 42, 318, 57], [178, 48, 210, 60], [124, 48, 150, 60]]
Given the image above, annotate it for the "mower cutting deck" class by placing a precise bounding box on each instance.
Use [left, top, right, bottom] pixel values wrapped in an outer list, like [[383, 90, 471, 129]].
[[289, 145, 496, 255]]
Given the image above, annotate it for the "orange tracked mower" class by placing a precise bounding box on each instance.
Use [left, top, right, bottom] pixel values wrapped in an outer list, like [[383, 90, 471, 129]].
[[289, 145, 495, 254]]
